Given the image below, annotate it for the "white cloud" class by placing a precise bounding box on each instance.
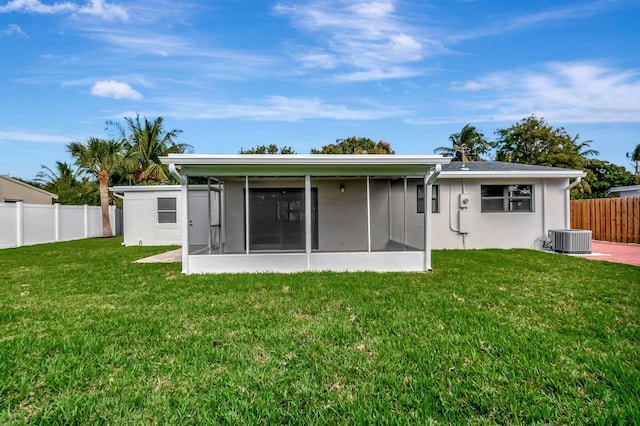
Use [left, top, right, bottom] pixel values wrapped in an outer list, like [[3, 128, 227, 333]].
[[451, 62, 640, 123], [450, 1, 618, 43], [0, 0, 128, 21], [275, 1, 438, 81], [90, 80, 143, 100], [156, 95, 407, 122], [0, 130, 69, 143], [1, 23, 28, 37]]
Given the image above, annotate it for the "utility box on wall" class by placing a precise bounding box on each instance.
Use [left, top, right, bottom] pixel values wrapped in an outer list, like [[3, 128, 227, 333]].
[[458, 210, 470, 234]]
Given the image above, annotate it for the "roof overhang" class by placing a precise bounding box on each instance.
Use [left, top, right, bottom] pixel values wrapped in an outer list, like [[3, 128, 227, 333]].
[[438, 170, 587, 179], [160, 154, 451, 177], [109, 185, 181, 193]]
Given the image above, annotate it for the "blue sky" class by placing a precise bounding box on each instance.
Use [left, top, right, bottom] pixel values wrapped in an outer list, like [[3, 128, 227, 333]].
[[1, 0, 639, 180]]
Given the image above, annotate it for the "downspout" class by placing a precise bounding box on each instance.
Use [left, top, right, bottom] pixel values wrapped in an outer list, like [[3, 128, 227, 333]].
[[169, 163, 189, 274], [424, 164, 442, 271], [169, 163, 186, 185], [564, 177, 582, 229]]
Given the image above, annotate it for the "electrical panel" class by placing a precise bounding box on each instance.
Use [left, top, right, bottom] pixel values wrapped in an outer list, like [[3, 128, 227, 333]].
[[458, 210, 470, 234]]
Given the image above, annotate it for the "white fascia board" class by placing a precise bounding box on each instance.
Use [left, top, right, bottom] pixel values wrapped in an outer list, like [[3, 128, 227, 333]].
[[109, 184, 216, 193], [161, 154, 450, 166], [160, 154, 451, 177], [437, 170, 587, 179], [109, 185, 181, 193]]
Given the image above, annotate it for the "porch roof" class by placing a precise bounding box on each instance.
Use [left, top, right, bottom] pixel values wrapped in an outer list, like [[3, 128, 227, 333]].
[[161, 154, 451, 177]]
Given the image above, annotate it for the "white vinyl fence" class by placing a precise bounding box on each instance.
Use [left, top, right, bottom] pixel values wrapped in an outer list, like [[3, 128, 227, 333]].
[[0, 202, 115, 249]]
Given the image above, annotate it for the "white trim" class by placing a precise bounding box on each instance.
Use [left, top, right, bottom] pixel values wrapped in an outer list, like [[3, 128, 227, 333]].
[[162, 154, 450, 166], [440, 170, 586, 179], [187, 251, 426, 274]]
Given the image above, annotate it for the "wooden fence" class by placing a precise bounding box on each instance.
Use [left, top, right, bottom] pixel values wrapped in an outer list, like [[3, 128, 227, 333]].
[[570, 197, 640, 244]]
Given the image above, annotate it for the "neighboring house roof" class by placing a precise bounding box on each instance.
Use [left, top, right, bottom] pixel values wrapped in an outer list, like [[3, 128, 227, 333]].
[[606, 185, 640, 197], [439, 161, 586, 179], [0, 174, 59, 200]]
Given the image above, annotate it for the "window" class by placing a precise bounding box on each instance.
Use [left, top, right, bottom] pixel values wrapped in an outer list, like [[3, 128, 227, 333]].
[[157, 197, 177, 223], [417, 185, 439, 213], [481, 185, 533, 212]]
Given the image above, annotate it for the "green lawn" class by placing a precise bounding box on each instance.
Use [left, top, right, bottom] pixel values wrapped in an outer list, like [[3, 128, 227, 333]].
[[1, 238, 638, 424]]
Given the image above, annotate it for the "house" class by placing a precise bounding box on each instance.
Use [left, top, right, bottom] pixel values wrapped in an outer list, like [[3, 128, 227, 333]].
[[0, 175, 58, 204], [606, 185, 640, 198], [110, 185, 219, 247], [140, 154, 586, 274]]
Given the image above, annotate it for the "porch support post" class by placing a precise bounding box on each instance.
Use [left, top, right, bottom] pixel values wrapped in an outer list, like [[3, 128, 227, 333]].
[[180, 178, 189, 274], [388, 180, 392, 242], [366, 175, 371, 253], [305, 175, 312, 270], [219, 180, 224, 254], [245, 176, 250, 255], [403, 177, 407, 245], [424, 164, 441, 271], [207, 177, 212, 251]]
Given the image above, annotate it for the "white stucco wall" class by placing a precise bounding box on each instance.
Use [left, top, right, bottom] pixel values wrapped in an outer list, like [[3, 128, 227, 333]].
[[432, 178, 568, 249], [121, 188, 216, 246]]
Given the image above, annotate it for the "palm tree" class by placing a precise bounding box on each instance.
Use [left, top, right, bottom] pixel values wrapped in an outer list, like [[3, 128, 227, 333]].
[[35, 161, 97, 205], [109, 115, 191, 184], [68, 138, 132, 237], [627, 143, 640, 176], [435, 124, 494, 162]]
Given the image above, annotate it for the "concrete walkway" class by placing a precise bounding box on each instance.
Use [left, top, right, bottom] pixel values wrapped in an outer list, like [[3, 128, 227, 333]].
[[576, 241, 640, 267], [136, 248, 181, 263]]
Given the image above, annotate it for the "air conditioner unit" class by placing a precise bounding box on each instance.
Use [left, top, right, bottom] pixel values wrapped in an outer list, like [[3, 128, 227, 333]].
[[549, 229, 592, 254]]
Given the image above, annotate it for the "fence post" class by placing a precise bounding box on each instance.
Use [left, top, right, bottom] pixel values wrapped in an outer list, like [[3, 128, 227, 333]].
[[84, 205, 89, 238], [54, 203, 61, 242], [16, 201, 23, 247]]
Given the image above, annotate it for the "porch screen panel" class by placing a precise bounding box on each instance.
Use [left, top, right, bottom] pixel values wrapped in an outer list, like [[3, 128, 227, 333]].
[[248, 188, 317, 251]]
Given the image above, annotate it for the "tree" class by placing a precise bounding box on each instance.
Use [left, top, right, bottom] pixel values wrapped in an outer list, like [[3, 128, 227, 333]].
[[35, 161, 98, 205], [626, 143, 640, 177], [240, 144, 295, 154], [495, 116, 598, 170], [435, 124, 494, 162], [311, 136, 394, 154], [109, 115, 190, 184], [68, 138, 132, 237], [576, 159, 636, 199]]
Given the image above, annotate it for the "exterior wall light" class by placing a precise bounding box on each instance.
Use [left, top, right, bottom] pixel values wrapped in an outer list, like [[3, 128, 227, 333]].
[[340, 184, 345, 194]]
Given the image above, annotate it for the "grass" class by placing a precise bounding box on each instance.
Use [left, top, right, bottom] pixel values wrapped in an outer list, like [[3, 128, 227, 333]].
[[1, 237, 638, 425]]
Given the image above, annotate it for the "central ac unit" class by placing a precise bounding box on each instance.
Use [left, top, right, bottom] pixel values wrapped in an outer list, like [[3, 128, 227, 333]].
[[549, 229, 592, 254]]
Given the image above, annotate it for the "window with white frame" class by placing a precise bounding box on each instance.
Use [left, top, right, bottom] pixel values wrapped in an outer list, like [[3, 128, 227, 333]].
[[417, 185, 439, 213], [157, 197, 177, 223], [481, 185, 533, 212]]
